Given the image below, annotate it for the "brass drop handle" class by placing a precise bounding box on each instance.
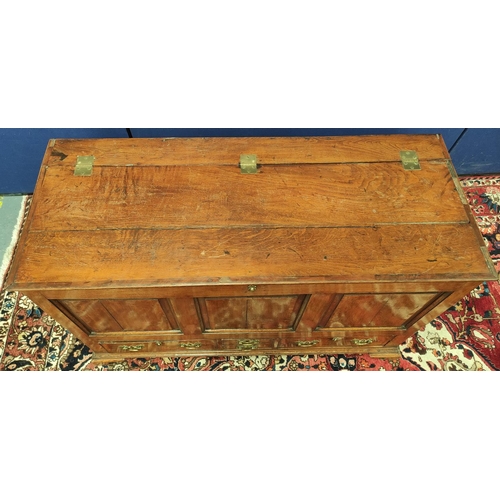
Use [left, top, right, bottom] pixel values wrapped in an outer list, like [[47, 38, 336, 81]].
[[238, 339, 259, 350], [119, 344, 144, 352], [296, 340, 319, 347], [180, 342, 202, 349], [352, 338, 374, 346], [247, 284, 257, 292]]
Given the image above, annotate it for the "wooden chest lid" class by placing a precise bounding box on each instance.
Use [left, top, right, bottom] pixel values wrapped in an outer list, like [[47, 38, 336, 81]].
[[6, 135, 497, 290]]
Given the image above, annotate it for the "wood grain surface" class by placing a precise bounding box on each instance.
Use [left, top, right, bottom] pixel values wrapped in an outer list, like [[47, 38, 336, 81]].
[[46, 135, 448, 167], [30, 161, 468, 231], [323, 293, 437, 328], [10, 224, 494, 289]]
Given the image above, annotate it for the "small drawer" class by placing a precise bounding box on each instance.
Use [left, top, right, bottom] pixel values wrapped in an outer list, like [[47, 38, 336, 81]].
[[281, 333, 395, 350], [280, 338, 330, 350], [99, 339, 218, 354], [220, 338, 278, 352], [328, 332, 395, 348], [99, 341, 158, 354]]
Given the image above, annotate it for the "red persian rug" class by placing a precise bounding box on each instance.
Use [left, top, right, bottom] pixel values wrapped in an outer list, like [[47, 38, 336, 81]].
[[1, 175, 500, 371]]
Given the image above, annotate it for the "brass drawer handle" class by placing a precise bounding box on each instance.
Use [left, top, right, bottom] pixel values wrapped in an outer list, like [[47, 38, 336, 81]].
[[247, 284, 257, 292], [180, 342, 202, 349], [296, 340, 319, 347], [119, 344, 144, 352], [238, 339, 259, 350], [352, 338, 374, 346]]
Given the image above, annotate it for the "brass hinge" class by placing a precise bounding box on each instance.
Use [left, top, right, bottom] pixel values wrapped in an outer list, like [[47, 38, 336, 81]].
[[400, 150, 421, 170], [239, 154, 257, 174], [74, 155, 94, 176]]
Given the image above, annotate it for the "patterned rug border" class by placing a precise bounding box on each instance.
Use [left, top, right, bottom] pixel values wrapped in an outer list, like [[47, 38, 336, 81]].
[[460, 174, 500, 185]]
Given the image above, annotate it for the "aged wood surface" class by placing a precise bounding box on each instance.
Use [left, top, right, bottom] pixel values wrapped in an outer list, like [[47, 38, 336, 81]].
[[168, 297, 202, 336], [385, 281, 481, 347], [323, 293, 438, 328], [31, 161, 468, 231], [11, 224, 495, 289], [98, 299, 174, 331], [200, 295, 305, 331], [295, 293, 336, 333], [86, 328, 398, 342], [58, 299, 123, 333], [5, 134, 496, 360], [91, 344, 402, 362], [48, 289, 447, 342], [33, 281, 469, 299], [46, 135, 448, 167]]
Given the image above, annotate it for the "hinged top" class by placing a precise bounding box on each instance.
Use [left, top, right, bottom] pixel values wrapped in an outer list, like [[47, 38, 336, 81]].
[[5, 134, 496, 290]]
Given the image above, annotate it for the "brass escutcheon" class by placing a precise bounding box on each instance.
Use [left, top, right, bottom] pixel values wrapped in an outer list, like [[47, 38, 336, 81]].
[[247, 284, 257, 292]]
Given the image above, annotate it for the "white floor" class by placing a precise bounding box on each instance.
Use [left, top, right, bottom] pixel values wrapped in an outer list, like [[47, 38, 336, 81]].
[[0, 195, 27, 292]]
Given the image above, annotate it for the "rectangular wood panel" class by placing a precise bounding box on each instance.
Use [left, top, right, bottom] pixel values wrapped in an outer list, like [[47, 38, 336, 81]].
[[202, 298, 247, 330], [169, 298, 202, 336], [46, 135, 448, 168], [30, 161, 468, 231], [12, 224, 494, 289], [247, 296, 304, 329], [59, 299, 180, 333], [295, 293, 336, 333], [323, 293, 438, 328], [99, 299, 177, 331], [59, 299, 122, 333], [200, 295, 305, 331]]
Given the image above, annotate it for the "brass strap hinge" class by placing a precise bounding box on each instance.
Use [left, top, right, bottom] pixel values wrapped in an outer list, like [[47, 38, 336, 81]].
[[239, 154, 257, 174], [74, 155, 94, 176], [400, 150, 421, 170]]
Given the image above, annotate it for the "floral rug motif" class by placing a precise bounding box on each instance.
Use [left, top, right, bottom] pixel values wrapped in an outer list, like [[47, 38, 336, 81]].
[[1, 175, 500, 371]]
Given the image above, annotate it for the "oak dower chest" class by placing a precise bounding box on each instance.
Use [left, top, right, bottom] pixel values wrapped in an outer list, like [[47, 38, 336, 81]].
[[5, 135, 497, 362]]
